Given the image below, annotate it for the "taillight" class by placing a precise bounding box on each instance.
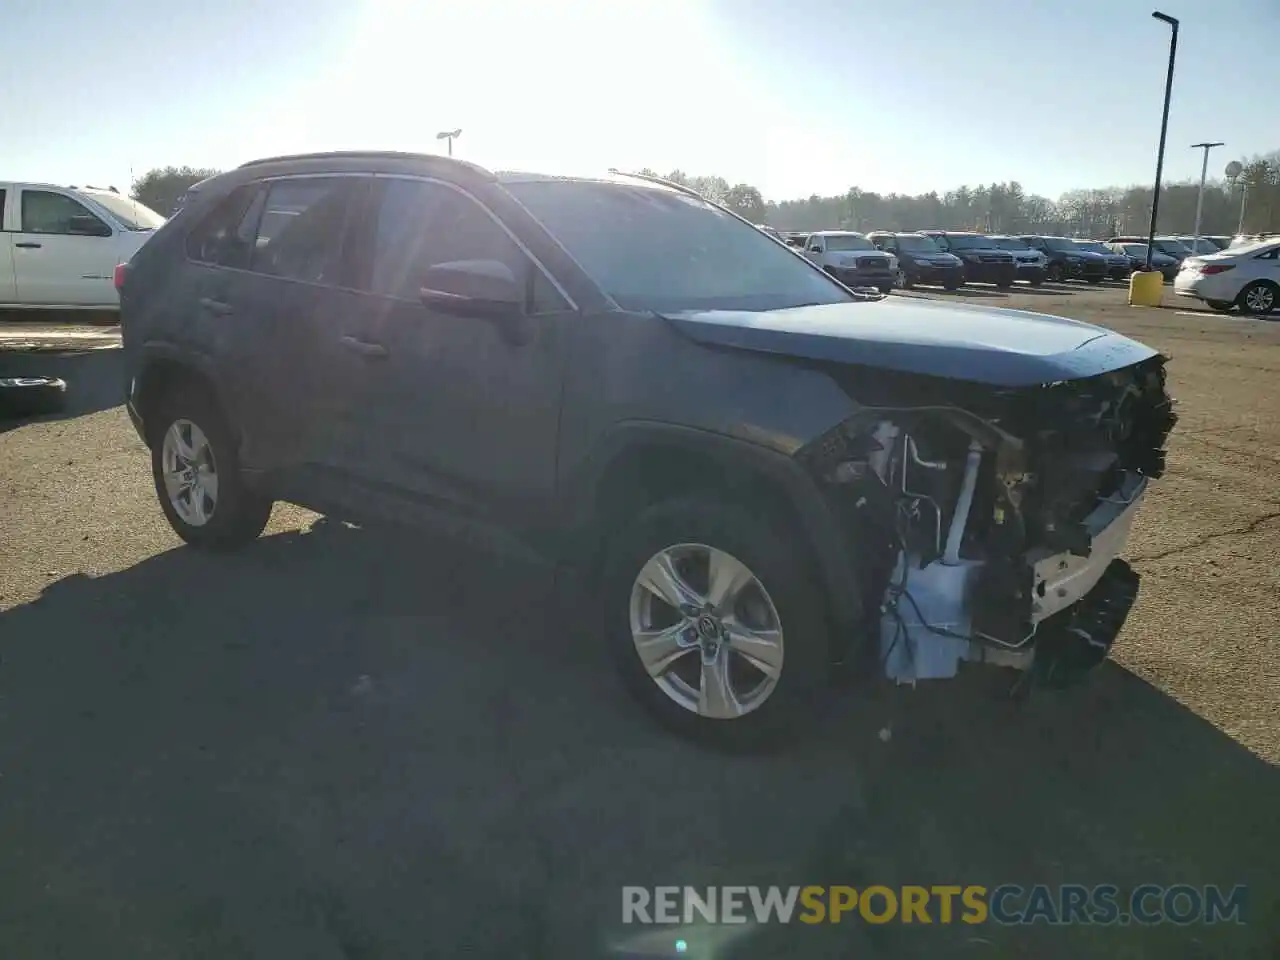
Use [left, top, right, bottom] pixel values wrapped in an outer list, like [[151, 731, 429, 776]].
[[1200, 264, 1235, 275], [113, 263, 129, 290]]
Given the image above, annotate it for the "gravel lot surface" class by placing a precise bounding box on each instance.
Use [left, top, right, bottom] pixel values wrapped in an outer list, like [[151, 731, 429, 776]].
[[1, 284, 1276, 958]]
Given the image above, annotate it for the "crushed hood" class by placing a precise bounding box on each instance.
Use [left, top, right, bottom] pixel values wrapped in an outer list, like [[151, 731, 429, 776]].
[[660, 297, 1159, 387]]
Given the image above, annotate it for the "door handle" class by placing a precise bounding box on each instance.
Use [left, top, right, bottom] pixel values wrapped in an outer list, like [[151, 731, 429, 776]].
[[198, 296, 235, 316], [340, 335, 388, 358], [14, 242, 42, 249]]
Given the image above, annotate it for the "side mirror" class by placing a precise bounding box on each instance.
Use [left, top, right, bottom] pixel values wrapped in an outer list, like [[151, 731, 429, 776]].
[[68, 214, 111, 237], [418, 260, 531, 344]]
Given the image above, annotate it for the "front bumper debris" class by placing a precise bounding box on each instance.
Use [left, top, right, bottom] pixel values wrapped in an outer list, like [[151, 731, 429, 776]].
[[1031, 558, 1140, 688]]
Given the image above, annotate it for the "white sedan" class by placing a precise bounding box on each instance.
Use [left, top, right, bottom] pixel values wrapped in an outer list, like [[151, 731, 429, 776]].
[[1173, 238, 1280, 315]]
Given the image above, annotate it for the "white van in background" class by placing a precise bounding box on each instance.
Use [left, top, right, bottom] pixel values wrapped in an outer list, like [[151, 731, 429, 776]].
[[0, 182, 165, 310]]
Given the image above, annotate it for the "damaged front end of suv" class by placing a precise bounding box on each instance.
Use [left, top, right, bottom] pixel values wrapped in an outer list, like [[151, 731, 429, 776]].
[[799, 354, 1177, 689]]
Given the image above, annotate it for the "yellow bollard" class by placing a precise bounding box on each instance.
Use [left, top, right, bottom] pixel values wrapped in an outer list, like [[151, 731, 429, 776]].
[[1128, 270, 1164, 307]]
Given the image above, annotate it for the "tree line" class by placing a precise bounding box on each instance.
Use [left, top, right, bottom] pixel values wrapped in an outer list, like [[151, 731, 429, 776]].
[[641, 152, 1280, 238], [132, 152, 1280, 239]]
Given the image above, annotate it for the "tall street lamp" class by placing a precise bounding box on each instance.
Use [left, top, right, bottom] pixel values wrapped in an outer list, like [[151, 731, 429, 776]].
[[1190, 141, 1224, 253], [1145, 11, 1179, 272], [1225, 160, 1247, 234], [436, 128, 462, 157]]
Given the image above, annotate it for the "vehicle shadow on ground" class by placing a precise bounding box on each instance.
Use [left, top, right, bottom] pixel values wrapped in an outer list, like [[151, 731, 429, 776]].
[[1014, 285, 1076, 296], [0, 348, 123, 434], [903, 287, 1008, 300], [0, 520, 1275, 959]]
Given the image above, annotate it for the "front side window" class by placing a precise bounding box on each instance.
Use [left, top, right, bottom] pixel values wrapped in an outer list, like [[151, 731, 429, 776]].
[[250, 178, 355, 285], [991, 237, 1031, 251], [503, 180, 853, 313], [364, 178, 564, 313], [21, 190, 111, 237]]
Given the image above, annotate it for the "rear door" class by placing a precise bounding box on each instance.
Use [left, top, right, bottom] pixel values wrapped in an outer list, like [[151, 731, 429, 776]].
[[11, 187, 119, 305], [179, 176, 369, 484], [0, 186, 16, 302]]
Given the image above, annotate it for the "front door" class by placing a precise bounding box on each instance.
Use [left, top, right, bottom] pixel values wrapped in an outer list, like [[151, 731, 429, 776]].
[[338, 175, 568, 534], [11, 187, 119, 305]]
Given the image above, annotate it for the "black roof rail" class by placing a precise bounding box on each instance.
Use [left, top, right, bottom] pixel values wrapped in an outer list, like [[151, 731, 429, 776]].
[[238, 150, 495, 179], [606, 167, 709, 203]]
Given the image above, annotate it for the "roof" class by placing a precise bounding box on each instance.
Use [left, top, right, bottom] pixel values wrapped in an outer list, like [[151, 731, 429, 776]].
[[809, 229, 867, 237], [238, 150, 495, 180], [494, 170, 681, 193]]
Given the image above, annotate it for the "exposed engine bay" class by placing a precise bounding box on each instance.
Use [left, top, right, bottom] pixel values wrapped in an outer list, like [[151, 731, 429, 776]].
[[801, 353, 1178, 687]]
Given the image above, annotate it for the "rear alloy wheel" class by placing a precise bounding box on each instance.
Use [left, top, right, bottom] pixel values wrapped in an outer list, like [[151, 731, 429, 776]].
[[1047, 263, 1064, 283], [603, 498, 832, 748], [895, 268, 911, 290], [151, 391, 273, 549], [1237, 281, 1278, 316]]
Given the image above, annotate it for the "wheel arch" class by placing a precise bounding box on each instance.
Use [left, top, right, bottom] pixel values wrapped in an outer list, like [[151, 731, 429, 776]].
[[133, 343, 230, 447], [565, 422, 865, 638]]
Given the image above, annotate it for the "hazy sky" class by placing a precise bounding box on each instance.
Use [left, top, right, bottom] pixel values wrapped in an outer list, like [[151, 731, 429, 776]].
[[5, 0, 1277, 203]]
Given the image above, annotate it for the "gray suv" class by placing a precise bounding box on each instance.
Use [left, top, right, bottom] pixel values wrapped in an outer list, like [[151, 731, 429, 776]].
[[119, 152, 1176, 746]]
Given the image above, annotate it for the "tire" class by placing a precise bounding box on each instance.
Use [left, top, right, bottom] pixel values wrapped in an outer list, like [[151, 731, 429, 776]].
[[896, 268, 912, 290], [877, 284, 892, 295], [0, 376, 67, 417], [600, 497, 834, 749], [1030, 278, 1044, 288], [1086, 276, 1103, 285], [943, 280, 962, 291], [1236, 281, 1278, 316], [996, 278, 1013, 289], [1047, 263, 1064, 283], [1205, 300, 1234, 312], [149, 388, 273, 549]]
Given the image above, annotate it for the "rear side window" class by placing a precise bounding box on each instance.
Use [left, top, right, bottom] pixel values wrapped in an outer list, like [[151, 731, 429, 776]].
[[0, 189, 6, 227], [185, 186, 263, 268], [250, 178, 354, 285]]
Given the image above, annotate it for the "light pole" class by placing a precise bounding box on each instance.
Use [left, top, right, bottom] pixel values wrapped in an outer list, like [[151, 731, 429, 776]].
[[1190, 141, 1223, 252], [1225, 160, 1247, 234], [1145, 11, 1179, 272], [435, 128, 462, 157]]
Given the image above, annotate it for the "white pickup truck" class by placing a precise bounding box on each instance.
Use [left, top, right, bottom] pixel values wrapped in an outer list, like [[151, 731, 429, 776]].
[[0, 182, 165, 311]]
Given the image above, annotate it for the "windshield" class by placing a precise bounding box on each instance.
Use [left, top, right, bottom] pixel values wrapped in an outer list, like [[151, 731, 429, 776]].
[[1183, 237, 1220, 254], [82, 190, 166, 230], [1155, 237, 1192, 255], [504, 180, 854, 312], [822, 234, 875, 252], [895, 234, 942, 253], [1224, 238, 1280, 257], [944, 234, 991, 251], [1042, 237, 1080, 253], [989, 237, 1031, 251]]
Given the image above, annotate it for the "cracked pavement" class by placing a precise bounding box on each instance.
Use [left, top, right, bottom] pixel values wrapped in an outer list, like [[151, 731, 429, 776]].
[[1, 286, 1277, 958]]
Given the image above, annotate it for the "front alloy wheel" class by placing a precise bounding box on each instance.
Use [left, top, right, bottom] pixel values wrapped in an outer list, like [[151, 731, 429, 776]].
[[602, 497, 833, 747], [630, 543, 784, 719]]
